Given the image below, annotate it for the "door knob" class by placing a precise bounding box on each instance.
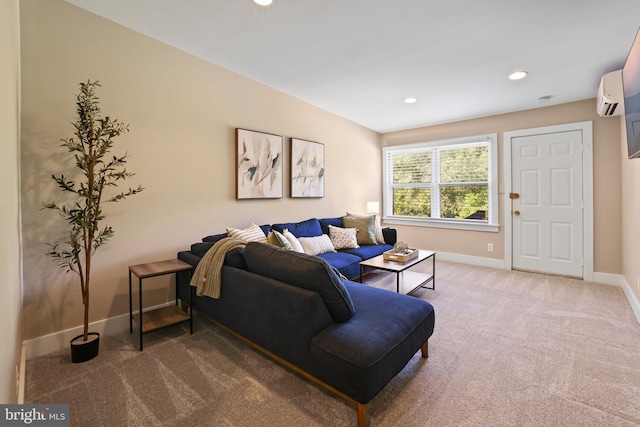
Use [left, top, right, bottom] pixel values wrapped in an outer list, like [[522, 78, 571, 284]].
[[509, 193, 520, 199], [514, 210, 520, 216]]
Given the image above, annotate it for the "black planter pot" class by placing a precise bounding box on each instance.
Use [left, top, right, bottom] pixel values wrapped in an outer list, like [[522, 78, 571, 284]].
[[70, 332, 100, 363]]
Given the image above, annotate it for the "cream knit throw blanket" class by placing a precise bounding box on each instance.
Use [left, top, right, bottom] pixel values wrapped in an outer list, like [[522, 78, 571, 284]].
[[190, 237, 247, 299]]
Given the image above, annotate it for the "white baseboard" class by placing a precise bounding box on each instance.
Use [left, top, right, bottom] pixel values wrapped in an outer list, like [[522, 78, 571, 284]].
[[436, 251, 506, 270], [620, 278, 640, 324], [592, 271, 625, 287], [592, 272, 640, 324], [23, 302, 172, 360]]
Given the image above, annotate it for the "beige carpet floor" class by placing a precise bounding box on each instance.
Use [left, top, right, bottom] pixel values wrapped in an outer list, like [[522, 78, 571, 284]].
[[25, 261, 640, 426]]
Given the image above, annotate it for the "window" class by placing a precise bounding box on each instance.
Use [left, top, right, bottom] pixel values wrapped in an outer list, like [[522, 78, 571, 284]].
[[383, 134, 498, 232]]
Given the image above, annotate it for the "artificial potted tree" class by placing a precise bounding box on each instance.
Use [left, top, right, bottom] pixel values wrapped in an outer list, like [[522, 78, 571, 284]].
[[44, 80, 144, 363]]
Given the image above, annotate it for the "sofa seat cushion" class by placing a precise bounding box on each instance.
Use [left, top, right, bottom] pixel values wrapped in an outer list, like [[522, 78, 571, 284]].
[[309, 281, 435, 403], [271, 218, 323, 238], [243, 242, 356, 322], [340, 244, 393, 260], [317, 252, 362, 280], [316, 251, 361, 270]]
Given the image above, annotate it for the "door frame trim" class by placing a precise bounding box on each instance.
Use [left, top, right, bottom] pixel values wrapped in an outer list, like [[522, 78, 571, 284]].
[[503, 121, 593, 281]]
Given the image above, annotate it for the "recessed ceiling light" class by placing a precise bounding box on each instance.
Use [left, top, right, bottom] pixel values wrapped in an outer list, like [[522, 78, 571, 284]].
[[254, 0, 272, 5], [509, 70, 528, 80], [404, 97, 417, 104]]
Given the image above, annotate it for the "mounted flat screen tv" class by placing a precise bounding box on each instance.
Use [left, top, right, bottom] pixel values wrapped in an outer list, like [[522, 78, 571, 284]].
[[623, 28, 640, 159]]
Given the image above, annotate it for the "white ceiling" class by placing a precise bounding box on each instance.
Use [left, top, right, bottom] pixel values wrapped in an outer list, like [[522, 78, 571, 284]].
[[66, 0, 640, 133]]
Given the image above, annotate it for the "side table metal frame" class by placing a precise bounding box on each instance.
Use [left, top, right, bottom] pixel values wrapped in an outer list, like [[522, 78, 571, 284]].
[[128, 259, 193, 351]]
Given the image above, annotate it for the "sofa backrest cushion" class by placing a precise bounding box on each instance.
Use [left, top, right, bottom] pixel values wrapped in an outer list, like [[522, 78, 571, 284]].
[[202, 232, 228, 243], [243, 242, 355, 322], [191, 242, 214, 258], [271, 218, 323, 238], [190, 242, 248, 269], [224, 248, 248, 270], [319, 217, 343, 235], [259, 224, 272, 236]]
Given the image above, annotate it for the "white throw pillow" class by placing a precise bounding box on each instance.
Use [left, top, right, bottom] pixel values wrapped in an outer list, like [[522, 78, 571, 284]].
[[226, 223, 268, 243], [328, 225, 359, 249], [345, 212, 385, 244], [282, 229, 304, 253], [298, 234, 336, 256]]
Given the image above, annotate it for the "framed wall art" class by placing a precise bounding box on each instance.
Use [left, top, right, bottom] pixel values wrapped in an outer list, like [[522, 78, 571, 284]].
[[291, 138, 325, 198], [236, 128, 283, 199]]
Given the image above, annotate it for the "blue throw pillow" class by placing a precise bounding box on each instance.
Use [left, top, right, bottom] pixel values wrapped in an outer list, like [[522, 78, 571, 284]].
[[243, 242, 356, 322], [271, 218, 323, 238]]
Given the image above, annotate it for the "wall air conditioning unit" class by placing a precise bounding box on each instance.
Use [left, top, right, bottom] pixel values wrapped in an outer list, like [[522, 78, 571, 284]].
[[597, 70, 623, 117]]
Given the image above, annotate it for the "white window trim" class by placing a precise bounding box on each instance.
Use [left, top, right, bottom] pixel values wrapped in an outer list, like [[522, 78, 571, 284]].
[[382, 133, 499, 232]]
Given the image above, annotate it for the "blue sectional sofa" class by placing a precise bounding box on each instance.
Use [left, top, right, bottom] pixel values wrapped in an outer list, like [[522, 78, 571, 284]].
[[176, 217, 435, 426]]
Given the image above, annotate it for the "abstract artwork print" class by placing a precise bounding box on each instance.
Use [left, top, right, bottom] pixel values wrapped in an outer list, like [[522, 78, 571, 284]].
[[291, 138, 325, 198], [236, 128, 283, 199]]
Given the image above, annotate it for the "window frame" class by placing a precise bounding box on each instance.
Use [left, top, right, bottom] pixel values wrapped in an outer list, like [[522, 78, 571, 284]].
[[382, 133, 499, 232]]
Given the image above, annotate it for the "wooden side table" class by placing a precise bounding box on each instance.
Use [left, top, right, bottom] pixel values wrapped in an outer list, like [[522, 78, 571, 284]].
[[128, 259, 193, 351]]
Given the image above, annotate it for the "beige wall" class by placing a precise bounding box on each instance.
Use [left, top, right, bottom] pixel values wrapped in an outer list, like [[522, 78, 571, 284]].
[[19, 0, 381, 340], [621, 113, 640, 303], [1, 0, 22, 403], [382, 99, 623, 275]]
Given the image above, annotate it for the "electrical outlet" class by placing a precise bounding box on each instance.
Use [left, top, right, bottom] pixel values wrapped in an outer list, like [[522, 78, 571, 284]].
[[487, 243, 494, 252]]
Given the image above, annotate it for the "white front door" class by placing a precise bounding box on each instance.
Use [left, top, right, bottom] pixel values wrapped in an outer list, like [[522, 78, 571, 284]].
[[511, 130, 584, 278]]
